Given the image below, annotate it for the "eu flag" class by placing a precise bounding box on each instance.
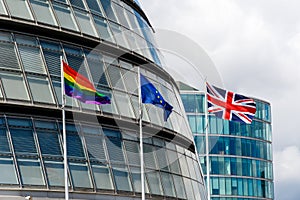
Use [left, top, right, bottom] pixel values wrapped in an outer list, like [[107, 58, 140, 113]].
[[140, 74, 173, 121]]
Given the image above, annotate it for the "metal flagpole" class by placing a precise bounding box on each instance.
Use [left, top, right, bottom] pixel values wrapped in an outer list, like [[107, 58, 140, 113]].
[[204, 80, 211, 200], [138, 67, 145, 200], [61, 57, 69, 200]]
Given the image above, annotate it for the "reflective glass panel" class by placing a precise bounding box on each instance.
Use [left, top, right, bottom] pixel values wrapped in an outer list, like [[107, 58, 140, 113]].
[[30, 0, 57, 25], [10, 129, 36, 154], [37, 131, 61, 156], [0, 158, 18, 184], [18, 45, 46, 74], [53, 3, 79, 31], [18, 159, 44, 185], [113, 91, 135, 118], [74, 9, 98, 37], [111, 165, 132, 191], [146, 171, 163, 195], [27, 76, 55, 104], [92, 164, 114, 190], [6, 0, 33, 20], [44, 161, 64, 187], [0, 1, 7, 15], [0, 42, 20, 70], [0, 128, 10, 153], [0, 72, 30, 101], [161, 172, 176, 197], [69, 162, 92, 188], [93, 15, 115, 42]]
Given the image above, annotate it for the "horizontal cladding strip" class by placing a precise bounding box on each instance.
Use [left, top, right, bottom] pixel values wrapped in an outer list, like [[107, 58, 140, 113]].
[[0, 19, 178, 89], [0, 103, 195, 153]]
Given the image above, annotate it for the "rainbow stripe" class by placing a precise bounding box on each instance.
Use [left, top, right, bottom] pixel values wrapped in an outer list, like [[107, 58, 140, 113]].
[[63, 61, 110, 105]]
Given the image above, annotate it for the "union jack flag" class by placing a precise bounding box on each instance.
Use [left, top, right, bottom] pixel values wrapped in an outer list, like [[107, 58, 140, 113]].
[[206, 82, 256, 124]]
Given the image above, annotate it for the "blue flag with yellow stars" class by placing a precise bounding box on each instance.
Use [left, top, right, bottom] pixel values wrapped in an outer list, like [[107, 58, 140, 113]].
[[140, 73, 173, 121]]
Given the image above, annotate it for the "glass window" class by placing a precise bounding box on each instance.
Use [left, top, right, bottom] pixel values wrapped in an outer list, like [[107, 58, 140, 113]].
[[86, 0, 103, 15], [69, 162, 92, 188], [99, 0, 117, 22], [0, 158, 18, 184], [93, 15, 115, 42], [84, 134, 106, 162], [0, 42, 21, 70], [112, 2, 130, 28], [18, 159, 44, 185], [111, 165, 132, 192], [69, 0, 85, 9], [167, 150, 181, 174], [18, 45, 46, 74], [183, 177, 195, 200], [161, 172, 176, 197], [146, 171, 163, 195], [120, 69, 138, 95], [143, 144, 157, 169], [155, 147, 169, 172], [0, 72, 30, 101], [6, 0, 33, 20], [27, 76, 55, 104], [44, 161, 65, 187], [105, 136, 125, 163], [10, 129, 36, 154], [179, 154, 189, 177], [0, 1, 7, 15], [188, 115, 196, 133], [53, 2, 79, 31], [85, 51, 108, 86], [74, 9, 98, 37], [37, 131, 61, 156], [0, 128, 10, 153], [67, 132, 85, 158], [41, 44, 62, 77], [113, 91, 135, 118], [30, 0, 58, 25], [92, 164, 114, 190], [129, 166, 149, 193], [110, 22, 130, 49], [124, 140, 140, 166], [173, 175, 186, 199]]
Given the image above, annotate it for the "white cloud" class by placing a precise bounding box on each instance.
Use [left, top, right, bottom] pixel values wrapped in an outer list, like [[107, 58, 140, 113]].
[[274, 146, 300, 199], [141, 1, 300, 199]]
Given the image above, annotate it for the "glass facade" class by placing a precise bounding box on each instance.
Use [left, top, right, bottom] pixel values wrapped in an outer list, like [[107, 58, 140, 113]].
[[0, 0, 161, 65], [180, 90, 274, 200], [0, 0, 207, 199]]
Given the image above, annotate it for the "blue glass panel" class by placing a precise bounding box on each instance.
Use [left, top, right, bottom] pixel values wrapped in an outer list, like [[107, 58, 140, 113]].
[[37, 131, 61, 156], [99, 0, 117, 21], [0, 128, 10, 153], [10, 129, 36, 154], [0, 158, 18, 184], [67, 133, 85, 158]]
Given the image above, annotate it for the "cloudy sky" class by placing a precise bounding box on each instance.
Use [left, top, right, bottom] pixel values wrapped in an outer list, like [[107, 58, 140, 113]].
[[140, 0, 300, 199]]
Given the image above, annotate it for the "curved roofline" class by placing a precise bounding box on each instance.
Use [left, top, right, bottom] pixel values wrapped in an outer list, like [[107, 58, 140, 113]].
[[121, 0, 155, 32]]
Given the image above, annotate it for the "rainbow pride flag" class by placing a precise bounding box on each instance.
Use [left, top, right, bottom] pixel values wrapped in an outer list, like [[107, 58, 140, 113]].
[[63, 60, 111, 105]]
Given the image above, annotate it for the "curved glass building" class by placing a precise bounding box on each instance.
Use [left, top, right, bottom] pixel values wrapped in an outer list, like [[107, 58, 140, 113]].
[[180, 83, 274, 200], [0, 0, 207, 199]]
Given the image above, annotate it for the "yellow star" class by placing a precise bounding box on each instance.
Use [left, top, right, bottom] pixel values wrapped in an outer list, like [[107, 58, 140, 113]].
[[157, 96, 160, 99], [160, 100, 163, 104]]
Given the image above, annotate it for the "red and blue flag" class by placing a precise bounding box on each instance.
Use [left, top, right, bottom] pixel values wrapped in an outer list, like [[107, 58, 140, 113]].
[[206, 82, 256, 124]]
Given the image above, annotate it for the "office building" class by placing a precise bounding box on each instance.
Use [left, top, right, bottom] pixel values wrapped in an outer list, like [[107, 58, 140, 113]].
[[180, 83, 274, 200], [0, 0, 207, 199]]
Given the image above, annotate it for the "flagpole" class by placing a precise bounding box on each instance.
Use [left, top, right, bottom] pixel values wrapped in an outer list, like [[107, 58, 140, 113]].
[[204, 80, 211, 200], [61, 57, 69, 200], [138, 67, 145, 200]]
